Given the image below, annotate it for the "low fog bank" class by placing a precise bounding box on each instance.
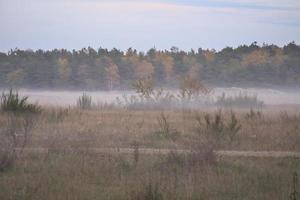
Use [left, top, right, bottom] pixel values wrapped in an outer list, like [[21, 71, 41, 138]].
[[3, 87, 299, 107], [213, 87, 300, 105]]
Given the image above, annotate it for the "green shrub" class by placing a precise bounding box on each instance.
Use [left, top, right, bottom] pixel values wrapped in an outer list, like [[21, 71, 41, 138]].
[[77, 93, 92, 109], [195, 111, 241, 147], [0, 89, 41, 114], [227, 112, 242, 144]]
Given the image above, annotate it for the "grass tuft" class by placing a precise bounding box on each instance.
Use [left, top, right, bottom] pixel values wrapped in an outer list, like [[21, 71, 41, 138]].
[[77, 93, 92, 109]]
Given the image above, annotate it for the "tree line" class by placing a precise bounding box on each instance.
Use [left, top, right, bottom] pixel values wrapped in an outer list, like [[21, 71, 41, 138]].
[[0, 42, 299, 90]]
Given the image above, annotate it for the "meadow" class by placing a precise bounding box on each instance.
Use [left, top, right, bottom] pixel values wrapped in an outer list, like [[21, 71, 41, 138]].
[[0, 89, 299, 200]]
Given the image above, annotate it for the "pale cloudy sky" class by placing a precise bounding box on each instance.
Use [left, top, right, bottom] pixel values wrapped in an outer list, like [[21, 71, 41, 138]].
[[0, 0, 300, 51]]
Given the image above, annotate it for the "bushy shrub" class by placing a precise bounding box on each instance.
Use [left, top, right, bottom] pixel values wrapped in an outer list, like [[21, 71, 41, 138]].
[[132, 77, 154, 100], [0, 89, 38, 172], [126, 77, 211, 109], [178, 75, 211, 102], [195, 111, 241, 147], [0, 89, 41, 114]]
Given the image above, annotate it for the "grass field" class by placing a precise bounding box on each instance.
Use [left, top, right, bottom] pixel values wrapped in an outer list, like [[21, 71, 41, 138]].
[[0, 105, 300, 199], [0, 151, 299, 200], [25, 107, 300, 151]]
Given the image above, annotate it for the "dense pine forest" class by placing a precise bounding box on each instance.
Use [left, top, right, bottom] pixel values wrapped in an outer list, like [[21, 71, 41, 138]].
[[0, 42, 300, 90]]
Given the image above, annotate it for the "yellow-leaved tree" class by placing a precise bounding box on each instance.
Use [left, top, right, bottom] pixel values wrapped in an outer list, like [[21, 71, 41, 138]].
[[242, 50, 270, 67], [134, 60, 154, 79], [105, 61, 120, 90], [57, 57, 71, 82]]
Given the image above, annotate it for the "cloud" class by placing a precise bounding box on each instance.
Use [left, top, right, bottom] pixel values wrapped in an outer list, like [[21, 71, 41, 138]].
[[152, 0, 300, 11]]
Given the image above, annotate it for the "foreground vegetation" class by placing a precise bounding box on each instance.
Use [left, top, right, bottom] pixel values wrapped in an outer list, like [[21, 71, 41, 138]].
[[0, 108, 299, 199], [0, 90, 299, 199], [0, 151, 299, 200]]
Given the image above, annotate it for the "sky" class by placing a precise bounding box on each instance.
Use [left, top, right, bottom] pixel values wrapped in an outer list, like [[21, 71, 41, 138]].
[[0, 0, 300, 52]]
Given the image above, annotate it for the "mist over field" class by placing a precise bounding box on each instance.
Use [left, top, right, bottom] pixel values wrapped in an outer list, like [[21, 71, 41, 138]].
[[6, 87, 300, 107]]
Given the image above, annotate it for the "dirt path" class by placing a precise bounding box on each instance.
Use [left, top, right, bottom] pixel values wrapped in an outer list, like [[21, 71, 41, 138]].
[[20, 148, 300, 158]]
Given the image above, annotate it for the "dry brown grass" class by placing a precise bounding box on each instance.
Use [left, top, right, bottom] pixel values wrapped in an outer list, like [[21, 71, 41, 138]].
[[0, 149, 299, 200], [0, 106, 300, 199], [17, 106, 299, 151]]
